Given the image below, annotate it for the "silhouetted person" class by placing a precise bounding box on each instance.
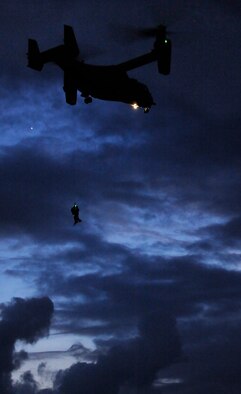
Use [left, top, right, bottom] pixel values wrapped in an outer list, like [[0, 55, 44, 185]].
[[71, 203, 82, 225]]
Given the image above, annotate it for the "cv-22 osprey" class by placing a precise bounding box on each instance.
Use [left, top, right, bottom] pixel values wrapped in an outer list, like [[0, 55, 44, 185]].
[[27, 24, 171, 113]]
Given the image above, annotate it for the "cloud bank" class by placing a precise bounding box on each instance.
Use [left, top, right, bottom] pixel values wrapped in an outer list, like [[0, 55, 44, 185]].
[[0, 297, 54, 394]]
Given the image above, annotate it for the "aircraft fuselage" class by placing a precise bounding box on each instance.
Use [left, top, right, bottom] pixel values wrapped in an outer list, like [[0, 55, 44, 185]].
[[59, 60, 155, 108]]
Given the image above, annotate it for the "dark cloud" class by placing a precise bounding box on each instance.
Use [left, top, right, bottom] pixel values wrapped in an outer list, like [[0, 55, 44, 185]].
[[172, 322, 241, 394], [204, 215, 241, 247], [0, 112, 240, 249], [12, 351, 28, 372], [13, 371, 38, 394], [53, 312, 181, 394], [31, 255, 241, 393], [0, 297, 54, 393]]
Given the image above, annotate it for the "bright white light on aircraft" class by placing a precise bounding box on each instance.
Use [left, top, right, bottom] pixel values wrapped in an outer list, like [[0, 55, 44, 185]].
[[131, 103, 139, 110]]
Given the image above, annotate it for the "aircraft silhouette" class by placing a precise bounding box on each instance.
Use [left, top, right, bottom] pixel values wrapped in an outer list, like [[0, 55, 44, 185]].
[[27, 25, 171, 113]]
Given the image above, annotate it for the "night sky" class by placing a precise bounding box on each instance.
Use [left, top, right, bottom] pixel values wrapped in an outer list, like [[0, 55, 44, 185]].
[[0, 1, 241, 393]]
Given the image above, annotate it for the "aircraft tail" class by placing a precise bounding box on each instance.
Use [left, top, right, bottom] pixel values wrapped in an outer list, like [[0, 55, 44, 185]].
[[27, 26, 79, 72], [27, 39, 43, 71]]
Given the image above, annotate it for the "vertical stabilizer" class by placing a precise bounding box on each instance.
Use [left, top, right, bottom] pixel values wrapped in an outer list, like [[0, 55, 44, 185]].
[[27, 39, 43, 71], [64, 25, 79, 57]]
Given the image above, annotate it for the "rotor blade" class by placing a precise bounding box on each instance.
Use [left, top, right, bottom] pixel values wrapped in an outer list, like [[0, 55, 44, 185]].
[[110, 22, 176, 45], [137, 24, 173, 39]]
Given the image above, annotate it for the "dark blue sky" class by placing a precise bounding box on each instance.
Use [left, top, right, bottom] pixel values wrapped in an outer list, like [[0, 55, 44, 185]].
[[0, 1, 241, 393]]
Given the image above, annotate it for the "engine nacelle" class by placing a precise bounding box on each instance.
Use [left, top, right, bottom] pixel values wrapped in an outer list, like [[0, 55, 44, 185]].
[[157, 39, 171, 75]]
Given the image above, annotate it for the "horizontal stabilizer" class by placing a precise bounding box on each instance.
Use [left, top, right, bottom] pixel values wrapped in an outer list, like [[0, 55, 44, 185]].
[[27, 39, 43, 71]]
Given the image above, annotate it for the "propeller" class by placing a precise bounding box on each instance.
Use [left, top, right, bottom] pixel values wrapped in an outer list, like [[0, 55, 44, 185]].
[[135, 24, 175, 39], [110, 23, 175, 45]]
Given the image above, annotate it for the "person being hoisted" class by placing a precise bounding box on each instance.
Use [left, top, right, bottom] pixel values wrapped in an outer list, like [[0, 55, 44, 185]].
[[71, 203, 82, 225]]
